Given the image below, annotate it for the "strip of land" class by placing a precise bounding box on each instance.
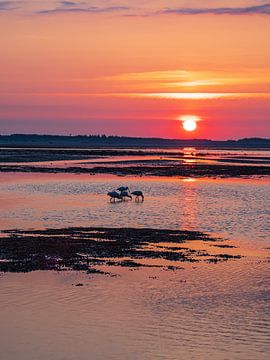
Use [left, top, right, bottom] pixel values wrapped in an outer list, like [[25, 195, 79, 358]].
[[0, 148, 269, 178], [0, 163, 269, 178], [0, 148, 180, 163], [0, 134, 269, 148]]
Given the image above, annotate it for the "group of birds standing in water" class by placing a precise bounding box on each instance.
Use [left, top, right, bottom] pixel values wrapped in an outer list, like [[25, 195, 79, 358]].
[[107, 186, 144, 202]]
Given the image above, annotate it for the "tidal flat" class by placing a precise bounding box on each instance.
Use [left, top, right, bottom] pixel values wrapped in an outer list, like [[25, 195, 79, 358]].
[[0, 147, 269, 360], [1, 147, 270, 178]]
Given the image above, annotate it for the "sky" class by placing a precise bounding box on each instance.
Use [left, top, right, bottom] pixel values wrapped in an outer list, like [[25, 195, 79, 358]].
[[0, 0, 270, 139]]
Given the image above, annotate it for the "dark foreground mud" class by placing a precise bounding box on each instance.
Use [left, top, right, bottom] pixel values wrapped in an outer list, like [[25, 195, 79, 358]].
[[0, 227, 241, 274]]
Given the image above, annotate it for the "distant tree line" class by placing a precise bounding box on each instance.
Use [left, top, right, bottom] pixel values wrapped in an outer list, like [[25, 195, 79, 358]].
[[0, 134, 269, 148]]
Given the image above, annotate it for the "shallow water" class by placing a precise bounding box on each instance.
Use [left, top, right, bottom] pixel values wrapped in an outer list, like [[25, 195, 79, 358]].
[[0, 259, 269, 360], [0, 170, 269, 360], [0, 173, 269, 247]]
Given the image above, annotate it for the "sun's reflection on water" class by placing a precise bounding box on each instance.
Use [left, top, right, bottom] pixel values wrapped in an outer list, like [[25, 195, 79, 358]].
[[179, 178, 197, 231]]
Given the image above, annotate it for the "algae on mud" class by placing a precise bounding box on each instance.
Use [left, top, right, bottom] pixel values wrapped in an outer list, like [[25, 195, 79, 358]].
[[0, 227, 242, 274]]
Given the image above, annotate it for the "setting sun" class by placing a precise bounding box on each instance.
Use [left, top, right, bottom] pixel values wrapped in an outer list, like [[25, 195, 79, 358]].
[[180, 116, 199, 132]]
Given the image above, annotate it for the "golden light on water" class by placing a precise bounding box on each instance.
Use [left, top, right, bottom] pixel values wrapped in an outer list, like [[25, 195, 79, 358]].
[[180, 115, 199, 132]]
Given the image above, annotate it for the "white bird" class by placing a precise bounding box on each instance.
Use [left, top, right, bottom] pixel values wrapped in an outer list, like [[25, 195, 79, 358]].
[[120, 190, 132, 200], [117, 186, 130, 192], [131, 190, 144, 201], [107, 191, 122, 202]]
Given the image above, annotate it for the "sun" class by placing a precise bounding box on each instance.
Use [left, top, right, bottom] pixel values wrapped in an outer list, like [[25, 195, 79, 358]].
[[183, 119, 197, 132], [180, 115, 199, 132]]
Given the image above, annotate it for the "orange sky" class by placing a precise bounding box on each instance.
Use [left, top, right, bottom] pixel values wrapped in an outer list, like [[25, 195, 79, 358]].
[[0, 1, 270, 139]]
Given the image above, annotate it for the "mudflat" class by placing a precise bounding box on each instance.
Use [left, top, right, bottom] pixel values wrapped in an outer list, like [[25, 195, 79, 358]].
[[0, 227, 241, 273], [0, 148, 270, 178]]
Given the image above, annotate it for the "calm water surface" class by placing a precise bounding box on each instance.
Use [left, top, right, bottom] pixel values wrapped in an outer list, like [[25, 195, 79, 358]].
[[0, 173, 269, 245], [0, 171, 269, 359]]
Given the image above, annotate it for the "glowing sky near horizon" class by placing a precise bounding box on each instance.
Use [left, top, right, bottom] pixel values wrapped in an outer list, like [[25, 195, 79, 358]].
[[0, 1, 270, 139]]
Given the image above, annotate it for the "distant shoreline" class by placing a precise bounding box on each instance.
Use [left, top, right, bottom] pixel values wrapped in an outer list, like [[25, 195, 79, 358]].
[[0, 134, 270, 149]]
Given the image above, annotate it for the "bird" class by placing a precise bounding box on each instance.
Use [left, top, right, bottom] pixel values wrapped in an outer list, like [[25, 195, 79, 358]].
[[107, 191, 122, 202], [120, 190, 132, 200], [117, 186, 130, 193], [131, 190, 144, 201]]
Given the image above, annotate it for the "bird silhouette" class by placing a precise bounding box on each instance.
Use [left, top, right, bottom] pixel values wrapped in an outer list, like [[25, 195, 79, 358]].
[[107, 191, 122, 202], [120, 190, 132, 200], [131, 190, 144, 201], [117, 186, 130, 193]]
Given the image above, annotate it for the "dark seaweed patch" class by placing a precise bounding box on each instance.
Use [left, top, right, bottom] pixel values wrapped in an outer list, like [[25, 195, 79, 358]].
[[0, 227, 242, 273]]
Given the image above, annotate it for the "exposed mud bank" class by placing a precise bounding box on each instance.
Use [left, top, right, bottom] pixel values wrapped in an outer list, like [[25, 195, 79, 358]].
[[0, 227, 241, 274]]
